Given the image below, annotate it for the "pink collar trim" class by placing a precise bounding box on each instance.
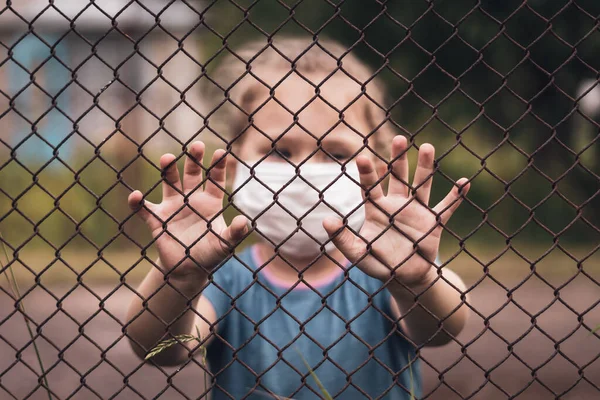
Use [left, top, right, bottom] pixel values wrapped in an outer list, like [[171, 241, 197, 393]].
[[251, 245, 346, 291]]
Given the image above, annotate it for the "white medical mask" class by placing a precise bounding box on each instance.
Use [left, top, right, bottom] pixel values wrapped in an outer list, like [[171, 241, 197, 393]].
[[232, 161, 365, 259]]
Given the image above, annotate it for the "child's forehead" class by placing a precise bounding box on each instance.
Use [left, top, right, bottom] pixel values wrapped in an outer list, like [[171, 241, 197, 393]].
[[276, 71, 364, 109], [248, 72, 373, 132], [241, 70, 364, 107], [249, 122, 365, 146]]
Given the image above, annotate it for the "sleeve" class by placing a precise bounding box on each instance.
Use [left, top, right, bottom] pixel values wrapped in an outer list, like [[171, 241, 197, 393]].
[[201, 261, 236, 321]]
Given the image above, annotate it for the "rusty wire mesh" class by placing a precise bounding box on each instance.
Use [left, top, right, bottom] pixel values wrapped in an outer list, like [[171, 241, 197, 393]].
[[1, 0, 600, 399]]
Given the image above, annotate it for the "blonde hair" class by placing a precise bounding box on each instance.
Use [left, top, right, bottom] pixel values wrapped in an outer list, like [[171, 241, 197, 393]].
[[202, 36, 395, 158]]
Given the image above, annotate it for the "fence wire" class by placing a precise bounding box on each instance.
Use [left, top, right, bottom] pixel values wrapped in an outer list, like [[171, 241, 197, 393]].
[[1, 0, 600, 399]]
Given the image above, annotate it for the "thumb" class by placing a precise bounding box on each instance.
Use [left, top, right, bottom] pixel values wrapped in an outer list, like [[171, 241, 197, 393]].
[[323, 217, 365, 263], [218, 215, 249, 253], [128, 190, 160, 232]]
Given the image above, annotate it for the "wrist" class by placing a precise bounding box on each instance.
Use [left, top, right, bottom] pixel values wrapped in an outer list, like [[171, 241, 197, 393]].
[[387, 264, 438, 297], [154, 259, 208, 297], [166, 272, 208, 298]]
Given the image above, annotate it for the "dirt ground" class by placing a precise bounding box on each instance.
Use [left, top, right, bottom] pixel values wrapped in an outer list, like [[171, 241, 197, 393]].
[[1, 275, 599, 400]]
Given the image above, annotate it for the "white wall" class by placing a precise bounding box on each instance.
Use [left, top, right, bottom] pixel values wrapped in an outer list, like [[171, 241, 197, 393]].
[[0, 28, 207, 165], [0, 0, 203, 32]]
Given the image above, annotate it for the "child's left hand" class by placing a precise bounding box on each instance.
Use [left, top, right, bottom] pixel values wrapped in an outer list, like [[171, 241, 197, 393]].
[[323, 136, 470, 289]]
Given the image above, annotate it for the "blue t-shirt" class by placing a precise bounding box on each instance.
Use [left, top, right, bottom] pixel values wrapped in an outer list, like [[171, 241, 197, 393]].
[[202, 246, 421, 399]]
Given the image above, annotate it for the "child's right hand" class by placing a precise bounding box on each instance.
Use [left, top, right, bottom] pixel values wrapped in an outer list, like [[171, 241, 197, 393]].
[[127, 141, 248, 283]]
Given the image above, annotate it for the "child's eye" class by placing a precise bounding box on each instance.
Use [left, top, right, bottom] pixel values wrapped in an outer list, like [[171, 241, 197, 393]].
[[331, 152, 349, 161], [269, 148, 292, 160]]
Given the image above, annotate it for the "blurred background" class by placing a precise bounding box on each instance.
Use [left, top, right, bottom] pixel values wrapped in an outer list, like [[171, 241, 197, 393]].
[[0, 0, 599, 399]]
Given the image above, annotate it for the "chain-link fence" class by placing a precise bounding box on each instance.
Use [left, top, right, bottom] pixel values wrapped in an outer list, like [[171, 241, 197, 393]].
[[1, 0, 600, 399]]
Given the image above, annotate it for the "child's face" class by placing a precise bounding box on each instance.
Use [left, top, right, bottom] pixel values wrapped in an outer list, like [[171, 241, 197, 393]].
[[235, 72, 377, 165]]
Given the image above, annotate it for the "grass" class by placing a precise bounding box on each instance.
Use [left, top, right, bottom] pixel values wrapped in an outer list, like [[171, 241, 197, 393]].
[[3, 241, 599, 288], [438, 241, 600, 286], [5, 240, 600, 341], [4, 240, 599, 334], [145, 325, 210, 398], [1, 233, 53, 400], [295, 348, 333, 400], [1, 243, 158, 287]]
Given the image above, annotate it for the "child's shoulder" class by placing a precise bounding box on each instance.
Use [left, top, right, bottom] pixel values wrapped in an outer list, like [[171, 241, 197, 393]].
[[208, 245, 257, 288]]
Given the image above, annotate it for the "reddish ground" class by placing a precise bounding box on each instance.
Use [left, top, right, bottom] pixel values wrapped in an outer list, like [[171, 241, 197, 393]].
[[1, 276, 599, 399]]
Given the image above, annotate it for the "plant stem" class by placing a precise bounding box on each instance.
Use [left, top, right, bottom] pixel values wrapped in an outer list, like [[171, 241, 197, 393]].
[[0, 233, 53, 400], [196, 325, 209, 399], [294, 348, 332, 400]]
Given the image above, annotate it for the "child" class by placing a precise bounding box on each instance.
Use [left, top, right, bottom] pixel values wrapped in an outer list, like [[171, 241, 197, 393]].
[[125, 37, 471, 399]]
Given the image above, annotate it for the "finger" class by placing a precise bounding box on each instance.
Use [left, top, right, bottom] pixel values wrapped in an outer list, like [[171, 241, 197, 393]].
[[388, 135, 410, 197], [204, 149, 228, 199], [160, 153, 183, 198], [411, 143, 435, 205], [183, 141, 205, 194], [432, 178, 471, 225], [322, 217, 366, 263], [128, 190, 161, 231], [218, 215, 249, 252], [356, 155, 384, 202]]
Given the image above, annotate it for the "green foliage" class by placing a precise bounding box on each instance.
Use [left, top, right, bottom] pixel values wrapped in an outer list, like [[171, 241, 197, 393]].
[[196, 0, 600, 248], [0, 135, 595, 257], [2, 2, 599, 258]]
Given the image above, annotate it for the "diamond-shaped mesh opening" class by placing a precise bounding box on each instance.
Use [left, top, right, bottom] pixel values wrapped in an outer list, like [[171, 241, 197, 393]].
[[1, 1, 599, 399], [0, 209, 36, 248], [0, 358, 45, 399], [81, 362, 128, 400]]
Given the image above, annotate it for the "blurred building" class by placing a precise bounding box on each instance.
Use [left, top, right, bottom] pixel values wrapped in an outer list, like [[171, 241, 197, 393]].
[[0, 0, 206, 165]]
